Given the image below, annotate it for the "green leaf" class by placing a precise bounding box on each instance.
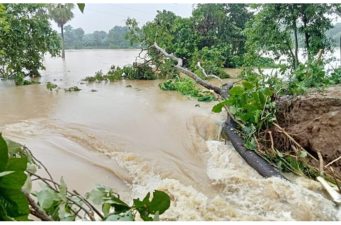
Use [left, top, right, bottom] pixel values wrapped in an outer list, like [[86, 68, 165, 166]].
[[0, 171, 14, 178], [77, 3, 85, 13], [0, 134, 9, 172], [6, 157, 27, 171], [0, 188, 29, 220], [147, 190, 170, 214], [104, 195, 130, 214], [229, 86, 244, 96], [102, 203, 111, 217], [242, 80, 254, 90], [0, 172, 27, 189], [212, 99, 228, 113], [36, 188, 61, 210], [86, 188, 105, 205], [133, 191, 170, 221]]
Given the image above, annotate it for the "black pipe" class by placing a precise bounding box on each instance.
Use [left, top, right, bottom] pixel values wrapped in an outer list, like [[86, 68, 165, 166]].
[[222, 117, 285, 179]]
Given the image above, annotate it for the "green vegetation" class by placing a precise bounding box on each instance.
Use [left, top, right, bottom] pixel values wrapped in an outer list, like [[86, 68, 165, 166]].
[[0, 4, 61, 85], [126, 4, 252, 78], [212, 61, 341, 180], [84, 64, 156, 82], [0, 134, 170, 221], [46, 82, 58, 91], [244, 4, 340, 70], [159, 76, 216, 102], [64, 86, 81, 92]]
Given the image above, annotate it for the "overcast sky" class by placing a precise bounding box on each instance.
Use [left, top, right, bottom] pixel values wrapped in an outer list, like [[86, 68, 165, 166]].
[[50, 4, 194, 33]]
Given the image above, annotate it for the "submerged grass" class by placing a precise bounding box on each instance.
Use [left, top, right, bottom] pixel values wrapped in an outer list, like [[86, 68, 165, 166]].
[[159, 76, 216, 102]]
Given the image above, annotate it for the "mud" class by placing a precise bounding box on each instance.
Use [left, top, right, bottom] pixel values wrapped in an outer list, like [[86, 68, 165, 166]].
[[276, 85, 341, 177]]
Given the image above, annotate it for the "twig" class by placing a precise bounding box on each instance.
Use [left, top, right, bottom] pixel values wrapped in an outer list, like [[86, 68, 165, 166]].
[[327, 167, 341, 193], [73, 190, 104, 220], [29, 172, 97, 221], [324, 155, 341, 168], [268, 131, 276, 154], [26, 194, 52, 221], [273, 123, 318, 161], [23, 146, 58, 190], [317, 151, 324, 175]]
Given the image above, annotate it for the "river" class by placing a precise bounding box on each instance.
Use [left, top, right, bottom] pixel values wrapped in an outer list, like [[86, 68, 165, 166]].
[[0, 49, 340, 220]]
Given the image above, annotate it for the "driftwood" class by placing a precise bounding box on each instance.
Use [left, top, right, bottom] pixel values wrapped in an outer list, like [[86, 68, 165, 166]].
[[152, 42, 284, 179]]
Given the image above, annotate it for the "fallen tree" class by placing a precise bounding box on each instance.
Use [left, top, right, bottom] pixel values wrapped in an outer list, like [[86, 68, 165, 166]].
[[151, 42, 284, 179]]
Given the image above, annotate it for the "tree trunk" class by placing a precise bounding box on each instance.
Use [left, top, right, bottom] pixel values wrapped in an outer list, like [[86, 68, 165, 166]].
[[291, 5, 299, 69], [61, 24, 65, 59], [293, 21, 299, 69], [302, 14, 310, 60]]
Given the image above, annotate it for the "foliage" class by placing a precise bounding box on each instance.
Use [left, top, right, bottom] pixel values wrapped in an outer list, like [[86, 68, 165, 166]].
[[190, 46, 229, 78], [87, 186, 170, 221], [212, 73, 277, 148], [0, 134, 29, 221], [46, 82, 58, 91], [329, 67, 341, 84], [288, 60, 328, 94], [0, 4, 61, 84], [159, 76, 216, 102], [84, 64, 156, 83], [126, 4, 252, 77], [244, 4, 338, 70]]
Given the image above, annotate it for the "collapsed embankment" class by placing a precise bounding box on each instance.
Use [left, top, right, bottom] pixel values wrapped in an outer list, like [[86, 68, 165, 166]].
[[274, 85, 341, 180]]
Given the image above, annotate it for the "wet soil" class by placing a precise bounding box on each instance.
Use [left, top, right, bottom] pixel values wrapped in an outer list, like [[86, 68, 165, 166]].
[[276, 85, 341, 178]]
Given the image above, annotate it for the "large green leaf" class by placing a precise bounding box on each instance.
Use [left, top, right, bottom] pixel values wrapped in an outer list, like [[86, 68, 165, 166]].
[[133, 190, 170, 221], [6, 157, 27, 171], [0, 134, 9, 172], [147, 190, 170, 214], [0, 188, 29, 220], [0, 172, 27, 190]]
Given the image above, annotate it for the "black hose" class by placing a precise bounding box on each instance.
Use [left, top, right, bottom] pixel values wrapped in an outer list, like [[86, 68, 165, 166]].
[[222, 117, 285, 179]]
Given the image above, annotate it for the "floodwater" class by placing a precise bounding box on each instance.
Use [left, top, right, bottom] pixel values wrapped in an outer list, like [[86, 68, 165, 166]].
[[0, 49, 340, 220]]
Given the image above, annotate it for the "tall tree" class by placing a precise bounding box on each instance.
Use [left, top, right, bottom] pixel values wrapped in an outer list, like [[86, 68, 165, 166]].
[[48, 3, 74, 59]]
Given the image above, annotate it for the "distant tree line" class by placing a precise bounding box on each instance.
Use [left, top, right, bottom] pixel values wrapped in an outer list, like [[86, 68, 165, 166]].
[[63, 25, 139, 49]]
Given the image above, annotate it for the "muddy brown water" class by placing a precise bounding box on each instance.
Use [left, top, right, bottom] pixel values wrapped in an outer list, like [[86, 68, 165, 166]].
[[0, 50, 340, 220]]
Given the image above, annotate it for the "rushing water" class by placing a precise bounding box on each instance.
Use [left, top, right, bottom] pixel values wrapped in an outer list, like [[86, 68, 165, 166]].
[[0, 49, 340, 220]]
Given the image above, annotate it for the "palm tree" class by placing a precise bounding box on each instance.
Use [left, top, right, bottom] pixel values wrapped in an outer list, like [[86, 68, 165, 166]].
[[48, 4, 74, 59]]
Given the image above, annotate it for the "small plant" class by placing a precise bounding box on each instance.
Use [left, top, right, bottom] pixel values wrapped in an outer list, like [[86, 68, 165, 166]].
[[64, 86, 81, 92], [46, 82, 58, 91], [212, 77, 276, 149]]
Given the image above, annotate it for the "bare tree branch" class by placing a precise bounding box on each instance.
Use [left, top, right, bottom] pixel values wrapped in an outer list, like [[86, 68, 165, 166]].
[[26, 193, 52, 221], [197, 61, 223, 82], [152, 42, 223, 95]]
